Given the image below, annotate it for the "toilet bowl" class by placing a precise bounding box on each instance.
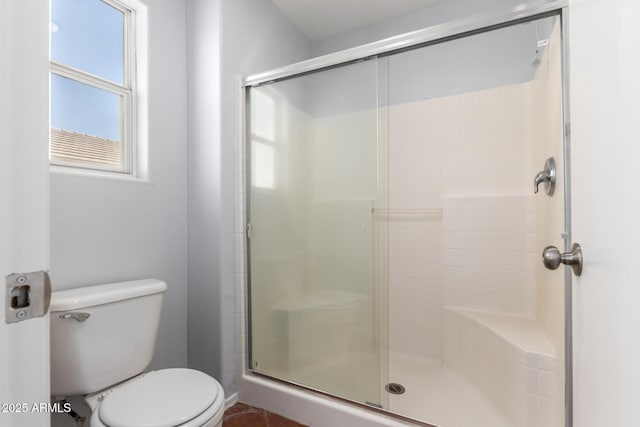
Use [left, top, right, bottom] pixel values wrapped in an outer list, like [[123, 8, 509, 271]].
[[50, 279, 225, 427], [86, 369, 225, 427]]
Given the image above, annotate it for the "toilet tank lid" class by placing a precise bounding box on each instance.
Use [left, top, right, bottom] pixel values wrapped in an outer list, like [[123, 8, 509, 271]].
[[50, 279, 167, 312]]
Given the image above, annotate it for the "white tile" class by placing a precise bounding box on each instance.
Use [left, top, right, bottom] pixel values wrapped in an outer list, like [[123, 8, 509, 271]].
[[514, 361, 528, 392], [525, 292, 536, 318], [443, 231, 502, 251], [235, 191, 244, 211], [389, 244, 441, 263], [502, 212, 527, 233], [502, 195, 530, 213], [480, 287, 502, 311], [537, 397, 556, 426], [236, 312, 245, 334], [235, 233, 245, 255], [524, 393, 540, 427], [424, 280, 443, 297], [442, 196, 468, 213], [533, 354, 558, 372], [480, 250, 521, 271], [481, 269, 524, 290], [235, 213, 244, 233], [235, 252, 245, 273], [525, 214, 536, 233], [235, 292, 244, 314], [494, 288, 523, 314], [525, 366, 539, 393], [445, 210, 502, 233], [476, 197, 504, 215], [524, 273, 536, 292], [487, 250, 530, 273], [236, 331, 246, 352], [443, 249, 484, 268], [537, 369, 558, 400], [501, 232, 535, 252], [404, 261, 440, 280], [443, 266, 478, 286], [424, 295, 443, 316], [389, 276, 426, 313], [445, 284, 481, 306], [235, 272, 245, 292], [235, 173, 245, 194]]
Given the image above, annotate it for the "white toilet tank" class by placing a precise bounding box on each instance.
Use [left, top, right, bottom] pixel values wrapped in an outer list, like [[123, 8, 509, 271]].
[[50, 279, 167, 397]]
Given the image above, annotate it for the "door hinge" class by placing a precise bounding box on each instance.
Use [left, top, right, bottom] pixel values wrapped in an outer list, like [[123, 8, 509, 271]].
[[246, 222, 252, 239]]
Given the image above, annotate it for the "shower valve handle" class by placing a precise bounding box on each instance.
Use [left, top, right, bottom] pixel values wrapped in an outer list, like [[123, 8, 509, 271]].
[[534, 157, 556, 196]]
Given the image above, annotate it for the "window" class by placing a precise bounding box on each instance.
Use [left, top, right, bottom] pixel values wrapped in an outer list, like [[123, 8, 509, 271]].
[[50, 0, 136, 174]]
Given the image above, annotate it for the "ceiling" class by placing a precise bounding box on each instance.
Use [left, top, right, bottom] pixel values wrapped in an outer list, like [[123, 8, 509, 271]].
[[271, 0, 438, 40]]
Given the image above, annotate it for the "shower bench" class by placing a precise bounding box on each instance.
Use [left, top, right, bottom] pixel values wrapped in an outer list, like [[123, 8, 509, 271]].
[[443, 306, 562, 427]]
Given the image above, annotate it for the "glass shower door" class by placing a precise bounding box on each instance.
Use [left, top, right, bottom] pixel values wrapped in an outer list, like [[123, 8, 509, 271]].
[[246, 12, 567, 427], [246, 58, 387, 407], [383, 14, 566, 427]]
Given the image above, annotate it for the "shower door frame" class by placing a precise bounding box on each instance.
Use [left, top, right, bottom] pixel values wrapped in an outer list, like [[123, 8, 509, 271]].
[[241, 1, 574, 426]]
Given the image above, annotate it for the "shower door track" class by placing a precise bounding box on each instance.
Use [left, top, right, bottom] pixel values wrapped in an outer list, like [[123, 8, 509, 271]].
[[250, 371, 439, 427], [243, 0, 568, 87], [242, 1, 574, 426]]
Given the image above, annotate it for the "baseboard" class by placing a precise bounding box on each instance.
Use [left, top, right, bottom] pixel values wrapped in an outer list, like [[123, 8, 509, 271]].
[[225, 392, 239, 409]]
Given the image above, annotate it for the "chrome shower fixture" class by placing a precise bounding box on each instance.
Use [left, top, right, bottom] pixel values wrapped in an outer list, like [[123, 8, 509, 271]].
[[534, 157, 556, 196]]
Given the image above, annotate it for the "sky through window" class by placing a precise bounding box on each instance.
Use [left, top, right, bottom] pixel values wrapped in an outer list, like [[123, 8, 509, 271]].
[[51, 0, 124, 141]]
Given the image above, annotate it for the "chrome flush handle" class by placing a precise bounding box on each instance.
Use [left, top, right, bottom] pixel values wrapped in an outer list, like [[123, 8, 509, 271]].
[[59, 312, 91, 322]]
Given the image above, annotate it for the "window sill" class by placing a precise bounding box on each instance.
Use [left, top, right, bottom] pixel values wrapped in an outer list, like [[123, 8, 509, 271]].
[[50, 165, 152, 185]]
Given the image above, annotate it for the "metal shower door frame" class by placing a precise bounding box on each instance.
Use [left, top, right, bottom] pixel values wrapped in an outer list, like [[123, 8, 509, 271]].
[[242, 1, 574, 425]]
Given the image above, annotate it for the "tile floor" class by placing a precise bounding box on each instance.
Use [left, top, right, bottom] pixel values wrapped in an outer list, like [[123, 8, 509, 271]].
[[223, 402, 308, 427]]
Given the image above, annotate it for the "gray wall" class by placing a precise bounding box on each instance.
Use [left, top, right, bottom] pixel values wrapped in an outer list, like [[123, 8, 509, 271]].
[[186, 0, 311, 395], [311, 0, 538, 56], [50, 0, 188, 371]]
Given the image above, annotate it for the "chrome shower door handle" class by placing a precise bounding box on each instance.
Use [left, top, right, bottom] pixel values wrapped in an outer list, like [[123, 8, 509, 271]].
[[542, 243, 583, 276]]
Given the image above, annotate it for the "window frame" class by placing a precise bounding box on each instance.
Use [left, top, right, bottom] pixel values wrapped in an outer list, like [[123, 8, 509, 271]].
[[50, 0, 137, 175]]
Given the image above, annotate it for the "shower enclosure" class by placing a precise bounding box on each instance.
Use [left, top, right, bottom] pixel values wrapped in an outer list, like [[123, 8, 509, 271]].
[[244, 6, 570, 427]]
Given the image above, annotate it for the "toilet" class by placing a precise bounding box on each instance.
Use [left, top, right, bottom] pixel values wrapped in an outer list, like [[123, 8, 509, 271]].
[[50, 279, 225, 427]]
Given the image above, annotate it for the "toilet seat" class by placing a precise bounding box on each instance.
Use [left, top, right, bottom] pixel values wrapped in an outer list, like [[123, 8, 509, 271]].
[[89, 369, 225, 427]]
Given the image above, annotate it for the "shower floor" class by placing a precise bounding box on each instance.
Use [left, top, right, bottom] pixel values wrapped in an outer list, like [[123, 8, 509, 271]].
[[388, 354, 510, 427], [279, 352, 510, 427]]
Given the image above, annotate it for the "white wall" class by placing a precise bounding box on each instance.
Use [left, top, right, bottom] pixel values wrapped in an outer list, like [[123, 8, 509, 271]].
[[50, 0, 188, 371], [186, 0, 311, 395]]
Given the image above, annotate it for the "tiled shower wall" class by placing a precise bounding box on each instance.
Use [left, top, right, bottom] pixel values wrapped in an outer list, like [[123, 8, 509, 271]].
[[442, 195, 537, 317], [387, 30, 565, 361], [388, 82, 537, 363], [388, 214, 443, 360]]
